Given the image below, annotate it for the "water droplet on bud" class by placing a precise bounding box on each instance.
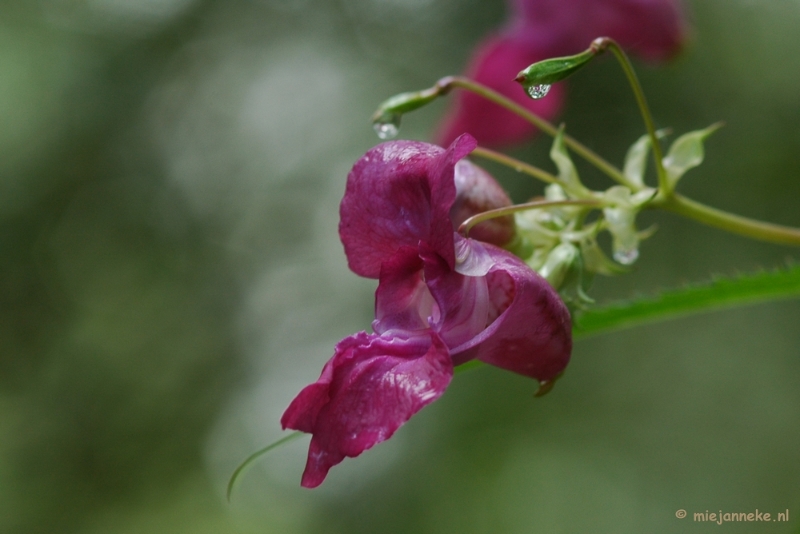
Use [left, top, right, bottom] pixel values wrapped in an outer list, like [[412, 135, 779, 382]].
[[526, 84, 551, 100], [613, 247, 639, 265], [373, 114, 401, 139]]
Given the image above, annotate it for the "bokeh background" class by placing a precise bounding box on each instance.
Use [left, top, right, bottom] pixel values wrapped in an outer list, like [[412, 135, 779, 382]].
[[2, 0, 799, 532]]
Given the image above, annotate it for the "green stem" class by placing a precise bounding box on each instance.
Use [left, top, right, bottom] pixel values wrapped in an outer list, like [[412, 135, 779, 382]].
[[592, 38, 669, 193], [471, 146, 559, 185], [459, 199, 602, 237], [438, 76, 800, 248], [436, 76, 634, 188], [464, 94, 800, 247], [660, 193, 800, 246]]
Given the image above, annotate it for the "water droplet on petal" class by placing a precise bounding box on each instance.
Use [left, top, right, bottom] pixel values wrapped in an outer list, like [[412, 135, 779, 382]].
[[373, 114, 400, 139], [526, 84, 551, 100], [613, 247, 639, 265]]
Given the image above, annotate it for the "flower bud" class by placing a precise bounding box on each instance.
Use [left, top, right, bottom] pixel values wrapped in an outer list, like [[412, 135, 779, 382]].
[[372, 87, 440, 118], [515, 47, 597, 88], [450, 160, 516, 247], [537, 242, 580, 290], [371, 86, 442, 139]]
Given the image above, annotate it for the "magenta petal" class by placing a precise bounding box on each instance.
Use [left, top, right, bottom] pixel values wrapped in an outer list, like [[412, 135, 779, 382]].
[[419, 241, 491, 349], [435, 34, 566, 148], [339, 135, 476, 278], [426, 135, 477, 269], [450, 245, 572, 381], [339, 141, 441, 278], [372, 246, 434, 335], [451, 160, 516, 247], [281, 331, 452, 488], [452, 234, 495, 277]]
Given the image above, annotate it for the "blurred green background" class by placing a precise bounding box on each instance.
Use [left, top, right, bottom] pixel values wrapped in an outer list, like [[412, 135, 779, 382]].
[[1, 0, 799, 533]]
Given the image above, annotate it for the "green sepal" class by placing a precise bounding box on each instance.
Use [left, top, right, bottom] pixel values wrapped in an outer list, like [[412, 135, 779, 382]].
[[561, 257, 596, 310], [515, 48, 597, 86], [662, 122, 724, 190], [538, 242, 580, 289], [622, 129, 670, 188], [550, 125, 591, 197], [581, 238, 630, 276], [537, 243, 595, 308]]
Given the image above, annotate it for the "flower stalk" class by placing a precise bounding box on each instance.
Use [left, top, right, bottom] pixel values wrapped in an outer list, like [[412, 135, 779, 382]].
[[436, 76, 634, 188], [470, 146, 559, 185], [590, 37, 670, 194], [658, 193, 800, 246], [459, 199, 603, 237], [374, 68, 800, 249]]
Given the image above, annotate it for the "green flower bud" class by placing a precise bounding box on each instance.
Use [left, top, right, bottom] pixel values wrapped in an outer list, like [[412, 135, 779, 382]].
[[371, 87, 442, 138], [515, 48, 597, 98], [538, 242, 581, 290]]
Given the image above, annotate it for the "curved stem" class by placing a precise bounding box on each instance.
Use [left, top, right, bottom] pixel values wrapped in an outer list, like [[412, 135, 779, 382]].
[[661, 194, 800, 246], [227, 431, 305, 501], [459, 199, 602, 237], [435, 76, 634, 188], [471, 146, 559, 185], [433, 76, 800, 248], [593, 39, 669, 193]]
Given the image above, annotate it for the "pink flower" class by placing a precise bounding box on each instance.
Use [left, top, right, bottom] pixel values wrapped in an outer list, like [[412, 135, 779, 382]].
[[281, 135, 572, 487], [437, 0, 687, 148]]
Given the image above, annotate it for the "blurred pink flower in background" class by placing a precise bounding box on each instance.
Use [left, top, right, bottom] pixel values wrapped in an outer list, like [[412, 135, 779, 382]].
[[436, 0, 687, 148]]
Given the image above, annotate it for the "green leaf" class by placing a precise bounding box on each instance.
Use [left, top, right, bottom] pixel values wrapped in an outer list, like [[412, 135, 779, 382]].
[[662, 122, 723, 190], [455, 263, 800, 376], [574, 263, 800, 337]]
